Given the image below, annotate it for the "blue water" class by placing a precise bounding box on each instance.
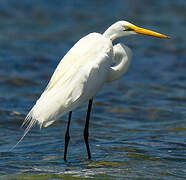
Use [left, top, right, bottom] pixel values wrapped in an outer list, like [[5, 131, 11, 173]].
[[0, 0, 186, 179]]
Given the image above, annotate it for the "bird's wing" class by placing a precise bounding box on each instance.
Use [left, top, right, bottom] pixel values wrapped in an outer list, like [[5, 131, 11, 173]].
[[24, 33, 113, 129], [44, 33, 111, 93]]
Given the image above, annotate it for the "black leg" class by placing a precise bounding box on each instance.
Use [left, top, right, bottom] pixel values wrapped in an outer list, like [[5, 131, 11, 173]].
[[64, 111, 72, 162], [84, 99, 93, 159]]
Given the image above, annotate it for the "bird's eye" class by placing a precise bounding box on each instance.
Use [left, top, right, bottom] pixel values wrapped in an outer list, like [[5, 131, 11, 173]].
[[123, 26, 134, 31]]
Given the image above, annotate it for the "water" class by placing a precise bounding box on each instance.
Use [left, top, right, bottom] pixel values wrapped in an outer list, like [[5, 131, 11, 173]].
[[0, 0, 186, 179]]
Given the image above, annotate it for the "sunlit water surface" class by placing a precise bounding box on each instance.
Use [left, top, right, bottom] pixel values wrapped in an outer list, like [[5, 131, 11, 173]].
[[0, 0, 186, 179]]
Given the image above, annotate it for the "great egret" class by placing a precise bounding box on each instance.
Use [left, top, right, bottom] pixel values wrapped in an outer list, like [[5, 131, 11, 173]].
[[16, 21, 168, 161]]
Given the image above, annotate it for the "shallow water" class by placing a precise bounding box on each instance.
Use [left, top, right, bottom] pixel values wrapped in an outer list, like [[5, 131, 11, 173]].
[[0, 0, 186, 179]]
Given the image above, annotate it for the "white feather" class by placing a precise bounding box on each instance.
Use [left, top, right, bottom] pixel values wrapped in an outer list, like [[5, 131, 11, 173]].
[[15, 33, 113, 145], [13, 20, 167, 149]]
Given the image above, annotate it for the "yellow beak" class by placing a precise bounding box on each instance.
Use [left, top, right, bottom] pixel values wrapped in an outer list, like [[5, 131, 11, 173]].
[[127, 25, 169, 39]]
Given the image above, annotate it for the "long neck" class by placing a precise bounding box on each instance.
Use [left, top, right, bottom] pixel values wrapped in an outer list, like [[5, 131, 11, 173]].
[[103, 25, 120, 41], [106, 43, 132, 82]]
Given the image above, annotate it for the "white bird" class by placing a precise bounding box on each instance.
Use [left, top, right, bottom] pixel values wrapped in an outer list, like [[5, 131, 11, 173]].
[[15, 21, 168, 161]]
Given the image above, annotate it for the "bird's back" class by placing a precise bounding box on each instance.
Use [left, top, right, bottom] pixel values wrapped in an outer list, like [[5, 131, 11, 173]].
[[24, 33, 113, 129]]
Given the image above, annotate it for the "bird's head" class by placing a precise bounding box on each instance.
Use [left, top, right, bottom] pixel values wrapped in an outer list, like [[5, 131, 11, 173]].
[[103, 21, 169, 41]]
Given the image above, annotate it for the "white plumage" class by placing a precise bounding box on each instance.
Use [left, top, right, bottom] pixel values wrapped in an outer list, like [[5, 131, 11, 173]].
[[14, 20, 168, 149], [26, 33, 113, 128]]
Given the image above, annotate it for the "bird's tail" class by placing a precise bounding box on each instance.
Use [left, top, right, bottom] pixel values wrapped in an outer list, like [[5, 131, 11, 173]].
[[10, 108, 37, 151]]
